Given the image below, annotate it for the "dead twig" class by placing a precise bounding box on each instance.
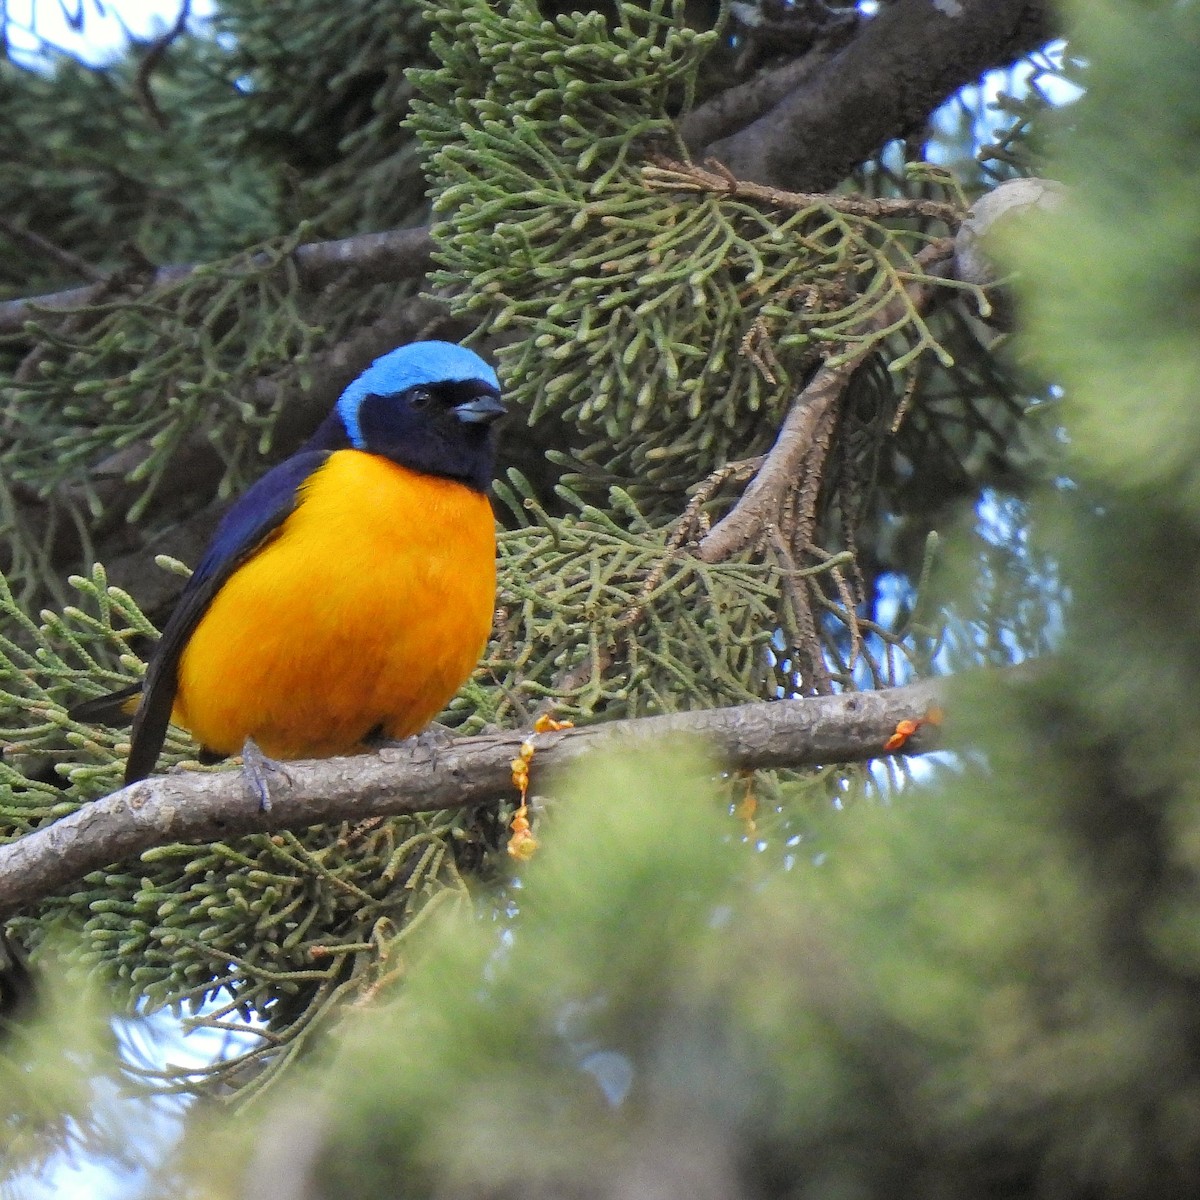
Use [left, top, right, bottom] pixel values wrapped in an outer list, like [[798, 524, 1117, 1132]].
[[644, 157, 965, 227]]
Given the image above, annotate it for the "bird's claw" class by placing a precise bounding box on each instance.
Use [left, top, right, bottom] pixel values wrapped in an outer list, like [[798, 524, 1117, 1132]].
[[239, 736, 291, 811], [366, 722, 455, 768], [410, 722, 455, 755]]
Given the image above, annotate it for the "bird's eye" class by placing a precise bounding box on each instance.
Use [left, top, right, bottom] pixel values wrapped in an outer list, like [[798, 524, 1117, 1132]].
[[409, 387, 433, 410]]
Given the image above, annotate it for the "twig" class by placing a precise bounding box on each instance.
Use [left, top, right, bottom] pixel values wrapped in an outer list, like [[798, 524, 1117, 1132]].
[[0, 214, 106, 284], [644, 157, 964, 227], [0, 676, 955, 918], [768, 526, 834, 695], [132, 0, 192, 131]]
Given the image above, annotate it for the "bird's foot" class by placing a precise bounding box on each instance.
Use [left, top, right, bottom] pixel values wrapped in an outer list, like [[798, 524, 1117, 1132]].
[[366, 722, 456, 768], [410, 721, 456, 757], [239, 736, 291, 811]]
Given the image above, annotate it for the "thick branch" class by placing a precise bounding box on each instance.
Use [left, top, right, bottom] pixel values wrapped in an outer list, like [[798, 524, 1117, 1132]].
[[0, 226, 434, 337], [697, 358, 857, 563], [705, 0, 1055, 190], [0, 678, 948, 918], [678, 48, 836, 153], [696, 238, 954, 563]]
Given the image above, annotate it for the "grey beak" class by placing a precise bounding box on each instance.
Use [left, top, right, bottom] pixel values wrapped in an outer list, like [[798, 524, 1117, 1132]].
[[453, 393, 507, 425]]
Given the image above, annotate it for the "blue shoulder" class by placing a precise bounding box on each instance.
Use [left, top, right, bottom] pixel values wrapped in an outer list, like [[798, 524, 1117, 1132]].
[[123, 448, 333, 783], [192, 451, 329, 586]]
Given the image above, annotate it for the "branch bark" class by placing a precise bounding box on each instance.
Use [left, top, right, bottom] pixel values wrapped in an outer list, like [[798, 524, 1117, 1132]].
[[704, 0, 1056, 190], [696, 238, 955, 564], [678, 46, 837, 154], [0, 677, 949, 918], [0, 225, 434, 337], [697, 359, 856, 563]]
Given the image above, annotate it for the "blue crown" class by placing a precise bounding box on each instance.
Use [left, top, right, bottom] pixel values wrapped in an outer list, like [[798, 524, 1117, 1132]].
[[337, 341, 501, 449]]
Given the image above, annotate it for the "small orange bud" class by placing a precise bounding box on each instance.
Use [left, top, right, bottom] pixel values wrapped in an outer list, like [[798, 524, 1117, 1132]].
[[736, 795, 758, 835], [508, 827, 539, 861], [884, 712, 941, 752], [508, 801, 539, 860]]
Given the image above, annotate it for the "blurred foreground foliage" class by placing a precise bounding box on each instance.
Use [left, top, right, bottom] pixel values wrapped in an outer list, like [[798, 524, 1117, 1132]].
[[181, 725, 1200, 1200]]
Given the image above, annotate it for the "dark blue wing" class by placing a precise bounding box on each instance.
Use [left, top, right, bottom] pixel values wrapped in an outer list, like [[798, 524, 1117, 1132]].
[[124, 450, 331, 783]]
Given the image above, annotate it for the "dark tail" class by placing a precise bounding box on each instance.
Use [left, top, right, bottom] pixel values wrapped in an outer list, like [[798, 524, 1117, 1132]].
[[68, 682, 142, 728]]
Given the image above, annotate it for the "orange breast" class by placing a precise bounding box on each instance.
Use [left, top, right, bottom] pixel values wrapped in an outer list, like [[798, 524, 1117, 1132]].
[[172, 450, 496, 760]]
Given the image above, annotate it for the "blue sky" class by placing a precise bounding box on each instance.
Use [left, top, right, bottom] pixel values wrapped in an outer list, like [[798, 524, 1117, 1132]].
[[4, 0, 213, 66]]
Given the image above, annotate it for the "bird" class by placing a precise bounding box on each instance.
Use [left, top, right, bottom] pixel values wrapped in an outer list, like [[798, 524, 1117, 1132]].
[[73, 340, 506, 789]]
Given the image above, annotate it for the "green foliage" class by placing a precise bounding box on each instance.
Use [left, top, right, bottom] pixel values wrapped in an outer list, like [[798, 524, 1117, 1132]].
[[0, 563, 156, 817], [976, 43, 1084, 184], [4, 232, 323, 532], [204, 0, 434, 235], [310, 750, 744, 1198], [410, 0, 723, 503], [0, 44, 282, 300], [239, 730, 1198, 1199], [477, 477, 781, 725], [409, 0, 975, 513], [1007, 0, 1200, 1062], [14, 813, 477, 1100], [0, 0, 438, 298], [0, 942, 135, 1182]]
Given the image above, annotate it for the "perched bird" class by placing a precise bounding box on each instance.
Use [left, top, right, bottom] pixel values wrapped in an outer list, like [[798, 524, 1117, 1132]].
[[75, 341, 505, 787]]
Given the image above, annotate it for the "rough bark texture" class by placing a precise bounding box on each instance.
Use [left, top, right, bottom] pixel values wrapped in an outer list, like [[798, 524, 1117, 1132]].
[[706, 0, 1056, 190]]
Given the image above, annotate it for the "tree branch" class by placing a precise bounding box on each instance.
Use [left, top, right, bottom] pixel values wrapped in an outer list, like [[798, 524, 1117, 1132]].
[[696, 238, 954, 564], [0, 678, 950, 918], [0, 225, 435, 337], [131, 0, 192, 132], [643, 157, 963, 226], [703, 0, 1056, 190], [678, 46, 838, 154], [697, 359, 856, 563]]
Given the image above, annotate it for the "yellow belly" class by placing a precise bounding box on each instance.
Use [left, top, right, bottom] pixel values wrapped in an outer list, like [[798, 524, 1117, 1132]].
[[173, 450, 496, 760]]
